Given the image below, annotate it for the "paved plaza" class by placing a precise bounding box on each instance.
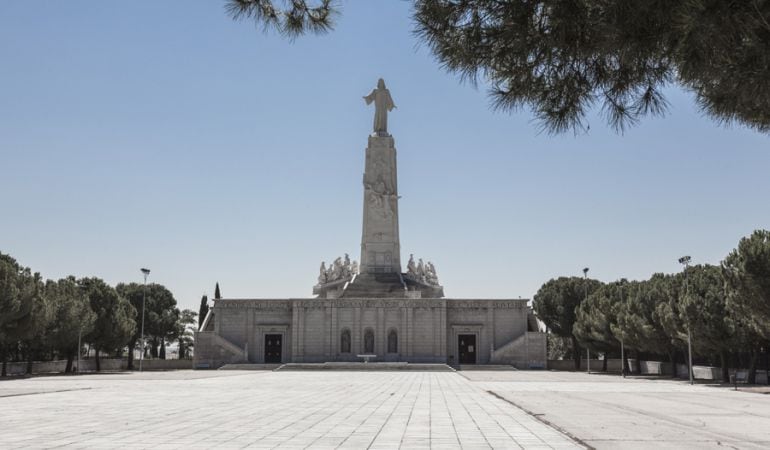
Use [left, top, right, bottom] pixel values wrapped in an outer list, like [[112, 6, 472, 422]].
[[0, 370, 577, 449], [2, 370, 770, 449], [469, 371, 770, 449]]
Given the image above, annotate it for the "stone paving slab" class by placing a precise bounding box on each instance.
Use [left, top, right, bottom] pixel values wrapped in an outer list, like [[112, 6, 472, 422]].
[[0, 371, 580, 449], [465, 370, 770, 449]]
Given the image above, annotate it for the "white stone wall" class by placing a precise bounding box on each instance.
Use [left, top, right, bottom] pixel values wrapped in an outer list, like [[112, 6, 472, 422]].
[[198, 298, 531, 367]]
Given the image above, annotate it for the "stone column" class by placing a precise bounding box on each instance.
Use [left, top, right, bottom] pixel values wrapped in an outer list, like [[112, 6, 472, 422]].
[[359, 135, 401, 274]]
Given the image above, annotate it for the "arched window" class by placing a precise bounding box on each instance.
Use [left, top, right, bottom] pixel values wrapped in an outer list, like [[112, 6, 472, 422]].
[[387, 329, 398, 354], [364, 328, 375, 353], [340, 329, 351, 354]]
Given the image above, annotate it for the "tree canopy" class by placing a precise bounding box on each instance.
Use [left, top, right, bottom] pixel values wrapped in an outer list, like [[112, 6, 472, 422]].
[[228, 0, 770, 134], [81, 278, 136, 370], [532, 276, 602, 368], [723, 230, 770, 339]]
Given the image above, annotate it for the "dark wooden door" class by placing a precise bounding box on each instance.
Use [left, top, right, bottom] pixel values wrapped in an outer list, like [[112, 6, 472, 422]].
[[264, 334, 282, 363], [458, 334, 476, 364]]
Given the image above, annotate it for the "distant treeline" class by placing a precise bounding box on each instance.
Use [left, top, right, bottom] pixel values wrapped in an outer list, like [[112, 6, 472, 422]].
[[0, 253, 200, 376], [534, 230, 770, 383]]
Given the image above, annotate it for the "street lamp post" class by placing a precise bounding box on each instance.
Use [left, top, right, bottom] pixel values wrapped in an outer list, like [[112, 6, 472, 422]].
[[583, 267, 590, 374], [139, 268, 151, 372], [619, 282, 625, 378], [678, 256, 693, 385], [77, 327, 82, 375], [621, 338, 625, 378]]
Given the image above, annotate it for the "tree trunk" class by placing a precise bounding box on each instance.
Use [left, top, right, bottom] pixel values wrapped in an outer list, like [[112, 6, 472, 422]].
[[1, 347, 6, 377], [159, 337, 166, 360], [748, 350, 758, 384], [179, 341, 185, 360], [127, 339, 135, 370], [720, 351, 729, 383], [602, 354, 608, 372], [572, 336, 581, 370], [669, 350, 677, 378], [634, 350, 641, 374], [624, 351, 631, 376], [65, 352, 74, 374], [95, 348, 101, 372], [26, 357, 33, 375]]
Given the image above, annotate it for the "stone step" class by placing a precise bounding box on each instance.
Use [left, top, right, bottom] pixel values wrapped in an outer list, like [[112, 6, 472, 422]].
[[457, 364, 518, 371], [274, 362, 455, 371], [218, 364, 282, 370], [342, 273, 407, 298]]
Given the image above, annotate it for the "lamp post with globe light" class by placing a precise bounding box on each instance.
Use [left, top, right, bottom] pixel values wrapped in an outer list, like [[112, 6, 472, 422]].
[[678, 256, 693, 385], [583, 267, 590, 374], [139, 268, 151, 372]]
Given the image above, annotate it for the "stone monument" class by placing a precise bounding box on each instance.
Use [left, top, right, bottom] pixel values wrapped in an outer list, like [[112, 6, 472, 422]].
[[314, 79, 442, 298], [194, 79, 545, 369]]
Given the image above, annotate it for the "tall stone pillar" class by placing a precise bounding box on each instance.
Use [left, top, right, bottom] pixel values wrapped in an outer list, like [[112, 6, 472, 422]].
[[359, 135, 401, 274]]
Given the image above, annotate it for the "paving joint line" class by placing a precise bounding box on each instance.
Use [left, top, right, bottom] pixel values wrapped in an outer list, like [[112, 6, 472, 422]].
[[0, 387, 93, 398], [486, 390, 593, 450]]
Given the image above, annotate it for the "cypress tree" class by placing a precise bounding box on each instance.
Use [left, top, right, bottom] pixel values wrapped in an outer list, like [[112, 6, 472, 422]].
[[198, 295, 209, 331]]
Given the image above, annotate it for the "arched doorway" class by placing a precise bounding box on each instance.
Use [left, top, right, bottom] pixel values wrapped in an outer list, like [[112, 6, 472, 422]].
[[387, 329, 398, 354], [363, 328, 375, 353]]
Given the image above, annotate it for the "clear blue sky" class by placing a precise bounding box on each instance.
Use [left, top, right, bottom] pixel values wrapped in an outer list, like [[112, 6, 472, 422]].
[[2, 2, 768, 313]]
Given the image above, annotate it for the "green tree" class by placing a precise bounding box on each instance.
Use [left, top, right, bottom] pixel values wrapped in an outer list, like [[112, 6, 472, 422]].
[[614, 275, 679, 375], [116, 282, 178, 368], [723, 230, 770, 339], [44, 277, 96, 373], [0, 253, 25, 376], [0, 253, 50, 375], [214, 282, 221, 300], [229, 0, 770, 134], [676, 265, 736, 381], [722, 230, 770, 383], [574, 280, 626, 371], [198, 294, 209, 331], [652, 269, 701, 379], [533, 276, 602, 369], [81, 278, 136, 371], [157, 307, 179, 359], [172, 309, 198, 359]]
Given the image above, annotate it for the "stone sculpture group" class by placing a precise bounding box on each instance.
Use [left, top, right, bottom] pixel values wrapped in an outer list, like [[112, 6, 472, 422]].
[[406, 254, 440, 286], [318, 254, 358, 285]]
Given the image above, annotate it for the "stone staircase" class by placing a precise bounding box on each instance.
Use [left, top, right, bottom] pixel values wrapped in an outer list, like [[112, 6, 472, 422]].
[[457, 365, 517, 371], [218, 364, 282, 370], [274, 362, 454, 371], [193, 332, 247, 369], [489, 332, 547, 369], [341, 273, 406, 298]]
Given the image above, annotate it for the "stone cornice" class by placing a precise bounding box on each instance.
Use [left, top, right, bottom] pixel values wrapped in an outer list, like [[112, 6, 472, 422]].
[[213, 297, 529, 310]]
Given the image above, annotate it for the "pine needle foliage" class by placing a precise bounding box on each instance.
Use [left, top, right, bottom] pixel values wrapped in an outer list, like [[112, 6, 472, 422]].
[[227, 0, 336, 39], [227, 0, 770, 134], [413, 0, 770, 134]]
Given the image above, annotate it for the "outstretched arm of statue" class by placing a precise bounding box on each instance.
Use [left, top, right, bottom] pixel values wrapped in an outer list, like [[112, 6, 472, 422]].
[[386, 92, 396, 110], [363, 91, 375, 105]]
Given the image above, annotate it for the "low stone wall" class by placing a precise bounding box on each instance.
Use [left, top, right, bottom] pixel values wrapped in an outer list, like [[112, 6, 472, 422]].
[[1, 358, 193, 376], [135, 359, 192, 370], [547, 359, 615, 371], [548, 358, 768, 383]]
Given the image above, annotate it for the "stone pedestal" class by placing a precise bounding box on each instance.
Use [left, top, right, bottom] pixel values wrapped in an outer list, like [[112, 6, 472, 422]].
[[359, 135, 401, 274]]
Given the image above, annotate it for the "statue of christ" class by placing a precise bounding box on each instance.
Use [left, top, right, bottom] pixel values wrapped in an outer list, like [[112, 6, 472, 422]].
[[363, 78, 396, 136]]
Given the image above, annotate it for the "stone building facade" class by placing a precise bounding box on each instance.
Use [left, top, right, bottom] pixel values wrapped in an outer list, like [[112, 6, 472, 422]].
[[194, 80, 546, 369], [196, 297, 544, 367]]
